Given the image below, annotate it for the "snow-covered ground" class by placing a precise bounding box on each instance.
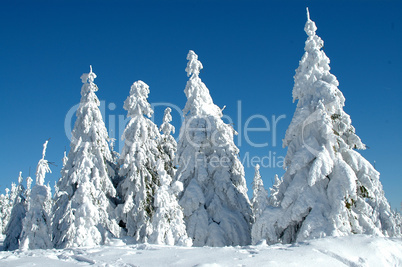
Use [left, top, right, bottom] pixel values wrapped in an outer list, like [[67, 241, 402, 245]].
[[0, 235, 401, 266]]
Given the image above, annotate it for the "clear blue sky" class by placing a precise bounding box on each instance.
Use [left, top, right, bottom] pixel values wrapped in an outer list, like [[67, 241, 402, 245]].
[[1, 1, 401, 210]]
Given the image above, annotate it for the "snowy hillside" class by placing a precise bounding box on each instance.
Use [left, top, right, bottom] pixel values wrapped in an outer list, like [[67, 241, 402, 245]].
[[0, 235, 401, 266]]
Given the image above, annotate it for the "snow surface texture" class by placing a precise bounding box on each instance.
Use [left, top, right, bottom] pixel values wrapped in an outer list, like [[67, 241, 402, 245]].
[[175, 50, 252, 247], [253, 8, 399, 245], [0, 235, 401, 266], [52, 66, 120, 249]]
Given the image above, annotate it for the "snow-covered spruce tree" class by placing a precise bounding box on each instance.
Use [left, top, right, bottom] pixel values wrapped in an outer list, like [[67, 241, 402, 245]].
[[149, 159, 192, 246], [1, 188, 13, 236], [4, 172, 26, 250], [20, 140, 53, 250], [158, 107, 177, 179], [52, 66, 120, 248], [250, 165, 270, 243], [0, 190, 8, 236], [141, 107, 191, 246], [116, 80, 160, 242], [251, 164, 269, 220], [393, 211, 402, 236], [0, 187, 15, 236], [175, 50, 252, 247], [253, 9, 398, 244]]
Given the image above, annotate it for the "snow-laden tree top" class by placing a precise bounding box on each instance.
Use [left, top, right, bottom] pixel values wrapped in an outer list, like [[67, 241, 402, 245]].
[[185, 50, 203, 77], [253, 9, 398, 245], [80, 65, 97, 89], [124, 80, 153, 118], [183, 50, 222, 117], [35, 140, 51, 186], [160, 107, 175, 135], [304, 8, 317, 37], [18, 171, 23, 185], [62, 150, 68, 168], [285, 8, 364, 152]]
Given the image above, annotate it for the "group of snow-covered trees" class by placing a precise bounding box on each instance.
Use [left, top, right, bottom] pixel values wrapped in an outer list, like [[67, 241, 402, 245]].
[[0, 9, 400, 250], [2, 142, 53, 251]]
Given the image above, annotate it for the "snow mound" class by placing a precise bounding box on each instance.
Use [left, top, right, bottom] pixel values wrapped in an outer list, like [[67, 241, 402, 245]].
[[0, 235, 401, 266]]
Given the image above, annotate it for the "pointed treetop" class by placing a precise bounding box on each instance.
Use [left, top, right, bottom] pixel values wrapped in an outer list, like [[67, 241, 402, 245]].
[[129, 80, 149, 98], [42, 139, 49, 160], [62, 150, 68, 168], [80, 65, 97, 84], [304, 7, 317, 37], [185, 50, 203, 77], [306, 7, 310, 21], [255, 164, 260, 172], [18, 171, 23, 185], [163, 107, 172, 120], [36, 140, 52, 186], [124, 80, 153, 118], [183, 50, 223, 117], [253, 164, 262, 186], [160, 107, 175, 135]]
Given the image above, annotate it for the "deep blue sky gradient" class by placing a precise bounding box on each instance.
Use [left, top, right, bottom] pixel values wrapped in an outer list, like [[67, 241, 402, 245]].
[[1, 0, 401, 210]]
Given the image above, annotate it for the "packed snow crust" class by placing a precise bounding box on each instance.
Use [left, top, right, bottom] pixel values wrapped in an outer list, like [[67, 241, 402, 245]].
[[0, 235, 401, 266]]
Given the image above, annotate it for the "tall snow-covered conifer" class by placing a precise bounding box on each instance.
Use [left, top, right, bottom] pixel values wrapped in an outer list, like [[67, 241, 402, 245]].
[[253, 9, 398, 244], [20, 140, 53, 250], [1, 188, 12, 235], [158, 107, 177, 179], [146, 108, 191, 246], [175, 50, 252, 247], [52, 66, 120, 248], [250, 165, 270, 244], [117, 80, 160, 242], [149, 159, 192, 246], [4, 172, 26, 250], [251, 164, 268, 220], [0, 189, 10, 236]]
